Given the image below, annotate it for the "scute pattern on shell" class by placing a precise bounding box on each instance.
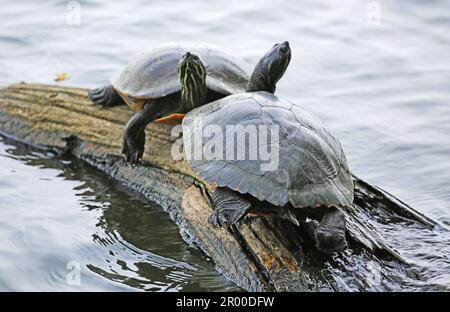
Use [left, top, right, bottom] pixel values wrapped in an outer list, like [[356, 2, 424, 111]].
[[111, 42, 250, 100], [182, 92, 354, 208]]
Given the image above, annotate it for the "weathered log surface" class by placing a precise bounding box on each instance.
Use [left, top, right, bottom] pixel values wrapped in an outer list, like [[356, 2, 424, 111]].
[[0, 83, 437, 291]]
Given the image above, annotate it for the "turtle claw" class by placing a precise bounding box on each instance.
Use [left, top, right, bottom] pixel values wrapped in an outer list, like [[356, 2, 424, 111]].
[[208, 212, 220, 228], [208, 188, 252, 229], [122, 152, 141, 166], [122, 148, 142, 166], [131, 152, 142, 166], [122, 132, 145, 166], [208, 209, 229, 228]]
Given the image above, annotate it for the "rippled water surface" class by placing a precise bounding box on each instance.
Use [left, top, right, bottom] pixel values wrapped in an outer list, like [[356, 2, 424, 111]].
[[0, 0, 450, 291], [0, 138, 239, 291]]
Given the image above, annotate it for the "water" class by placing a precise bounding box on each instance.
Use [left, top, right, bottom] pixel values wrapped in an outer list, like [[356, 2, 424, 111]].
[[0, 137, 239, 291], [0, 0, 449, 291]]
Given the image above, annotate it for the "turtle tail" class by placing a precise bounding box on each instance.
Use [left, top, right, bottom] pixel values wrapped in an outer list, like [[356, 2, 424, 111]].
[[89, 85, 125, 107]]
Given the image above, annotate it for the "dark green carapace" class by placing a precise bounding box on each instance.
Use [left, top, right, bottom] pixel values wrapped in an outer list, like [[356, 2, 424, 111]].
[[183, 42, 354, 254], [89, 42, 251, 164]]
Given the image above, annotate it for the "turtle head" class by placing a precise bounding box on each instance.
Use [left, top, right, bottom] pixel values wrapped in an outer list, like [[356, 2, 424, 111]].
[[247, 41, 291, 93], [178, 52, 208, 109]]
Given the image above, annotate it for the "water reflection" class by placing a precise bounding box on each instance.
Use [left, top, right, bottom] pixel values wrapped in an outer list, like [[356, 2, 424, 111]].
[[0, 137, 239, 291]]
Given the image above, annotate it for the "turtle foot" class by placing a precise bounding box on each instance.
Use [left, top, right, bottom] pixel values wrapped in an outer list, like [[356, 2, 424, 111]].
[[208, 187, 251, 228], [122, 130, 145, 165], [314, 208, 347, 254], [89, 85, 124, 107]]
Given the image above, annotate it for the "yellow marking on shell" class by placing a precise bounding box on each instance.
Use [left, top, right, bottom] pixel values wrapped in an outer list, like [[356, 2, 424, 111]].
[[154, 113, 186, 124], [232, 187, 241, 193], [116, 90, 138, 110], [135, 100, 145, 111], [248, 211, 274, 216]]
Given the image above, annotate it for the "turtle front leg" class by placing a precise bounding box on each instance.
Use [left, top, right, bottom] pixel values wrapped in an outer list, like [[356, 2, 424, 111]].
[[122, 128, 146, 164], [208, 187, 252, 228], [304, 207, 347, 254], [122, 101, 159, 165]]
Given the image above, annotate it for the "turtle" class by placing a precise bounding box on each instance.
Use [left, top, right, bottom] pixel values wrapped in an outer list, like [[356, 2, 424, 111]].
[[182, 95, 354, 254], [88, 42, 289, 164]]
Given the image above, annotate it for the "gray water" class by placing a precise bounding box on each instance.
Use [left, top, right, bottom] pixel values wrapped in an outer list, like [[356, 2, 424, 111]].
[[0, 0, 450, 291]]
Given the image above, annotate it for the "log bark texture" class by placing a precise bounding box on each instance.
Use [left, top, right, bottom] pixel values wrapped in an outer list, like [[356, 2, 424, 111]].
[[0, 83, 437, 291]]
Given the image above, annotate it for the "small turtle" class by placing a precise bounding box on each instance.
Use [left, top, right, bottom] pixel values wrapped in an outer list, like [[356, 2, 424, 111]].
[[182, 94, 354, 253], [89, 42, 289, 164]]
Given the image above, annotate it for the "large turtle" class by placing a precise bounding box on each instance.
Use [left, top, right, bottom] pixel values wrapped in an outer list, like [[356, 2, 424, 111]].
[[182, 94, 354, 253], [89, 42, 290, 164]]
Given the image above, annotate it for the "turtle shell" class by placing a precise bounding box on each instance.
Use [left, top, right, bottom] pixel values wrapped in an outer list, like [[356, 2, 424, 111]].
[[111, 42, 250, 103], [182, 92, 354, 208]]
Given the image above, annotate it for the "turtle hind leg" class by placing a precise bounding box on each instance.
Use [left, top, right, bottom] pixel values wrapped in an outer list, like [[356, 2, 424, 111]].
[[89, 85, 125, 107], [304, 207, 347, 254], [208, 187, 251, 228]]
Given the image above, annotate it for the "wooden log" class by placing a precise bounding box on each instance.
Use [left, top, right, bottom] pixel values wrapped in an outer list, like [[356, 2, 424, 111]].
[[0, 83, 437, 291]]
